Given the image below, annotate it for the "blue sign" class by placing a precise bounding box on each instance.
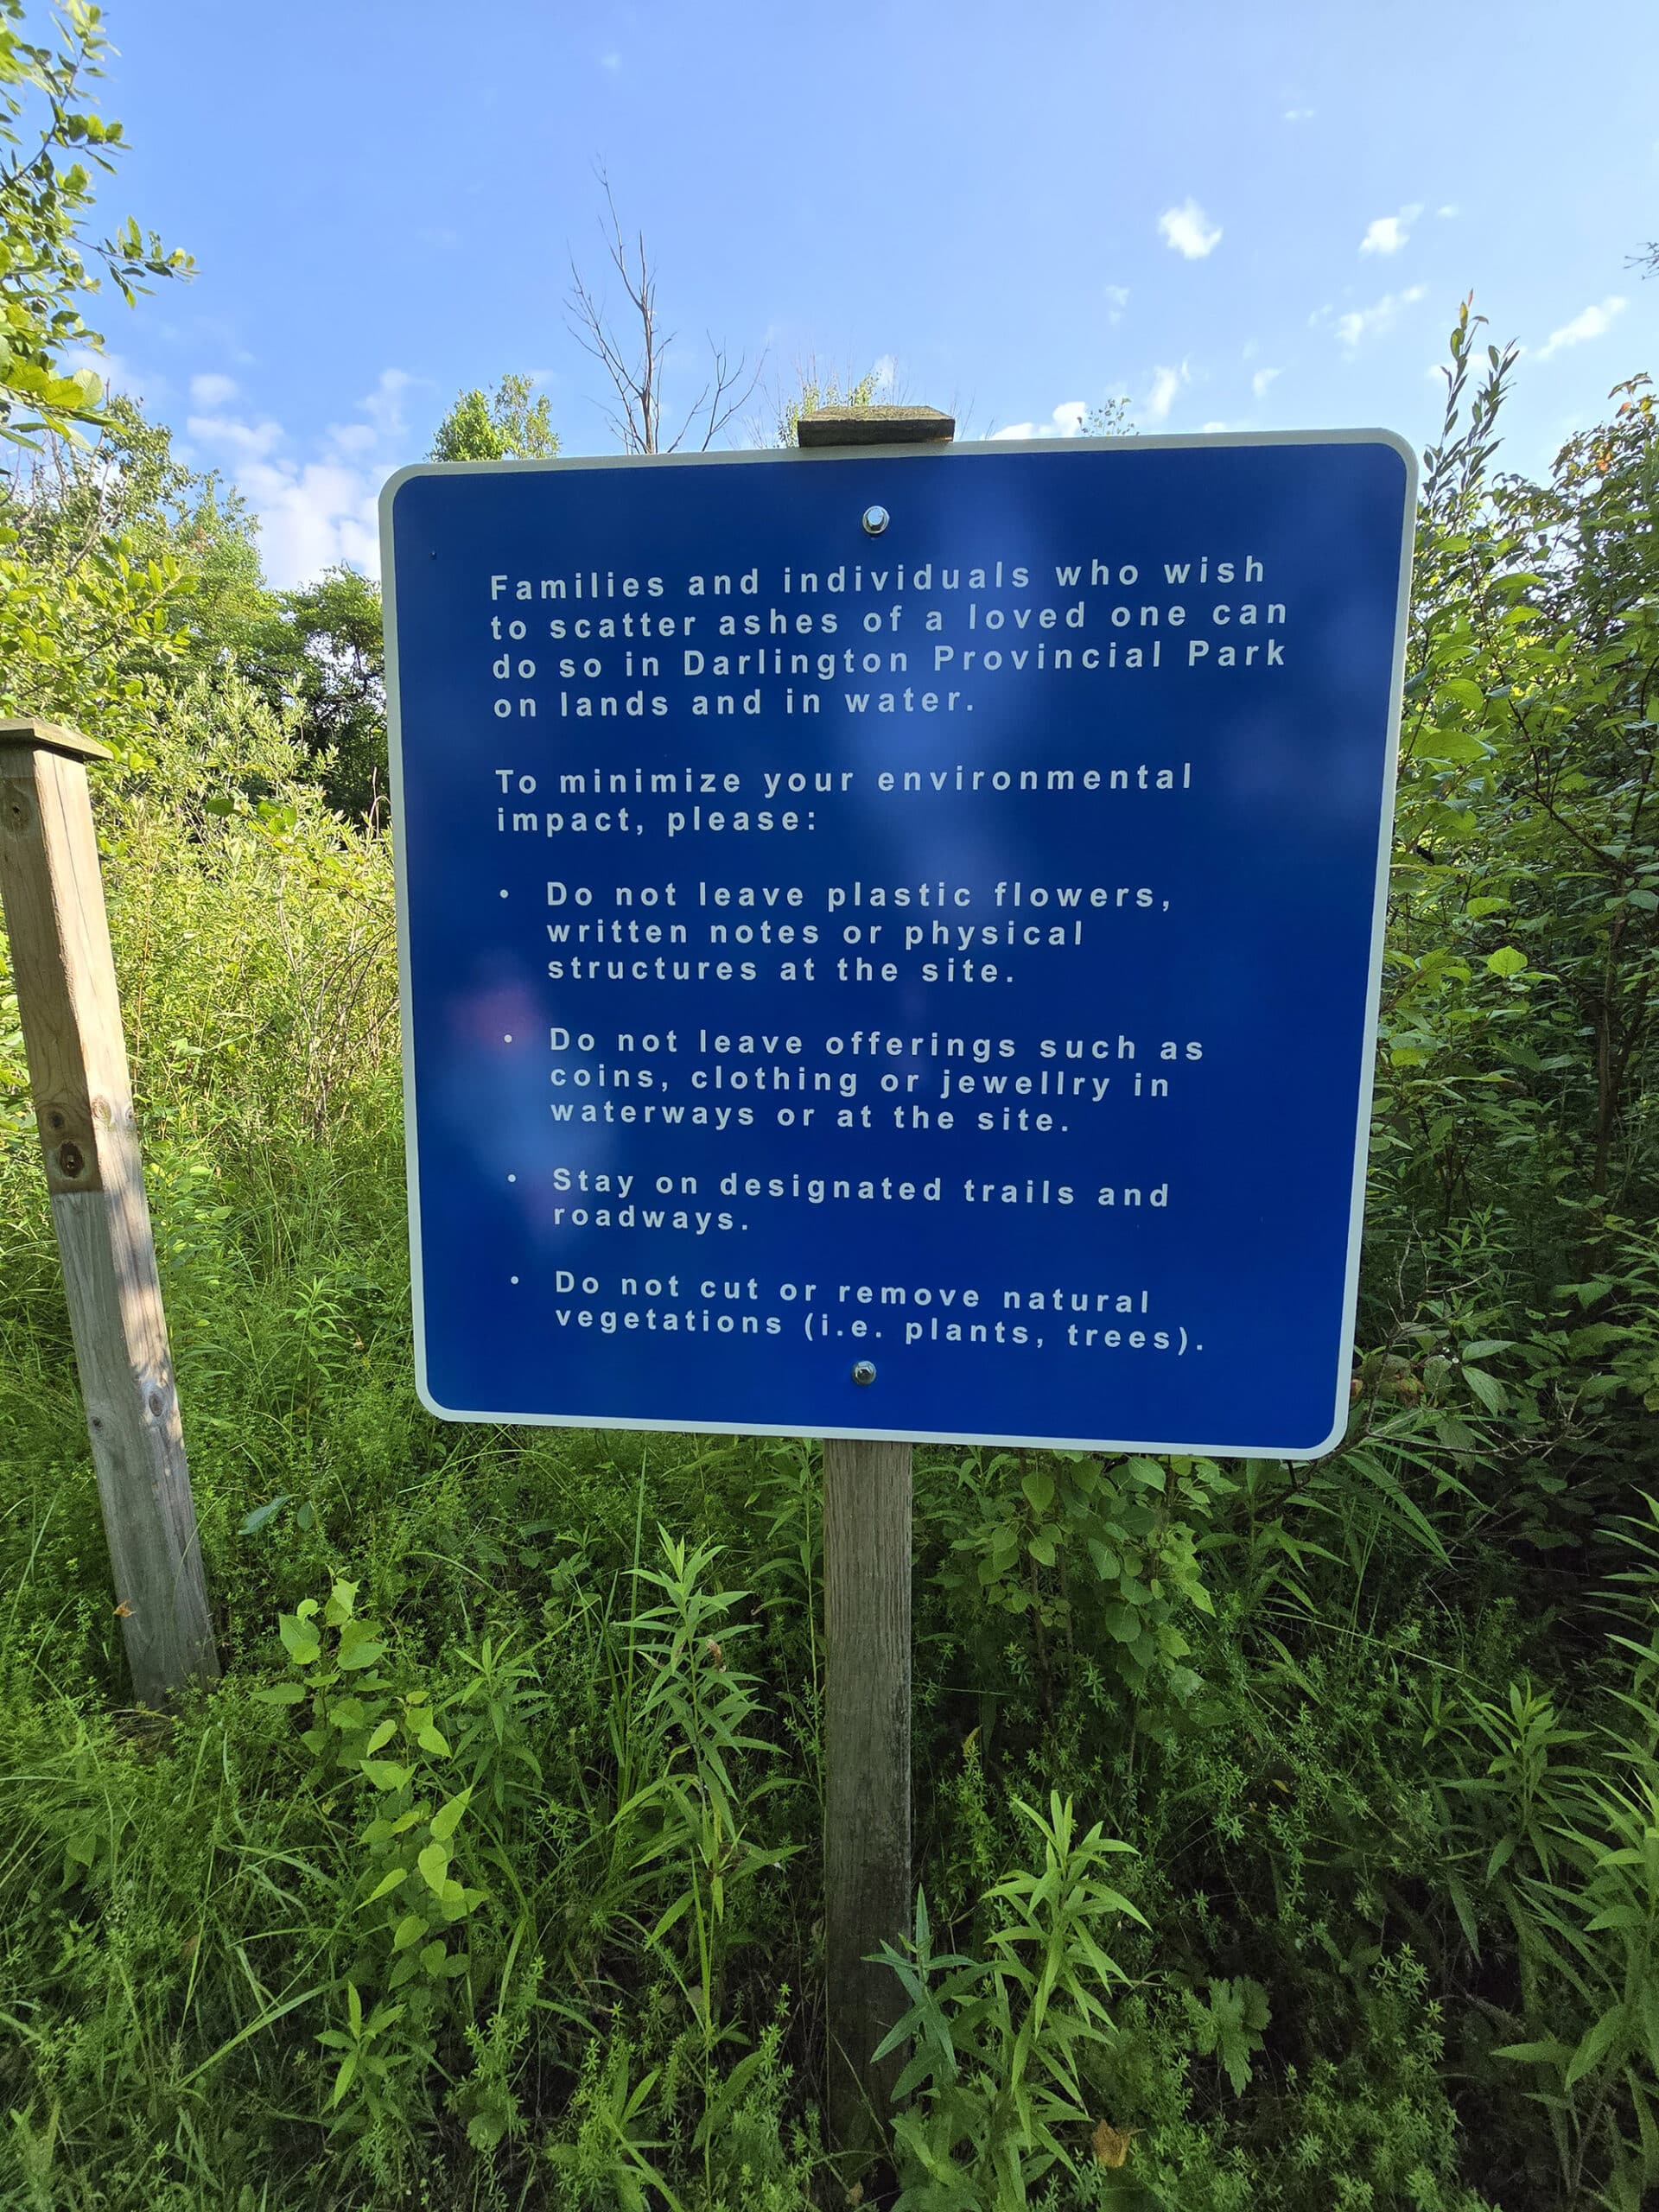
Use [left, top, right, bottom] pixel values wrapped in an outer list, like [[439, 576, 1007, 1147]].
[[382, 432, 1413, 1457]]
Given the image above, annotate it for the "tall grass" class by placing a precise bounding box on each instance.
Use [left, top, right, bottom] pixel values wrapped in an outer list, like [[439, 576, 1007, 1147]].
[[3, 662, 1659, 2204]]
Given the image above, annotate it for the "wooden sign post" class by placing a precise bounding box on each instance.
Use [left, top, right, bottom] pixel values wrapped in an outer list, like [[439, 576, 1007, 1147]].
[[798, 408, 953, 2164], [822, 1433, 913, 2160], [0, 718, 217, 1707]]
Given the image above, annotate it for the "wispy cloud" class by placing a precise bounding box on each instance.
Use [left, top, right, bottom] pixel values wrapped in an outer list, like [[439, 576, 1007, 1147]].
[[989, 400, 1092, 442], [185, 367, 418, 588], [1158, 199, 1221, 259], [1103, 283, 1129, 324], [1283, 106, 1314, 122], [1535, 296, 1626, 360], [1360, 203, 1423, 256], [870, 353, 896, 392], [1146, 363, 1190, 422], [1251, 366, 1282, 400], [189, 371, 239, 407], [1319, 286, 1427, 353]]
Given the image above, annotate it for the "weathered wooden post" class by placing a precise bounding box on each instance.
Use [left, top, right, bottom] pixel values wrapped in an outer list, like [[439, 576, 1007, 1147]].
[[0, 717, 218, 1706], [798, 405, 954, 2163], [821, 1433, 913, 2158]]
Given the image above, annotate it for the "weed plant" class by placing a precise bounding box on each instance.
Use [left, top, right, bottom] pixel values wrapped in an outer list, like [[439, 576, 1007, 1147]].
[[3, 327, 1659, 2209]]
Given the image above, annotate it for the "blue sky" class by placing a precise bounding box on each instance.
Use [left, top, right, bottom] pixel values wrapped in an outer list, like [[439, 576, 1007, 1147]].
[[94, 0, 1659, 588]]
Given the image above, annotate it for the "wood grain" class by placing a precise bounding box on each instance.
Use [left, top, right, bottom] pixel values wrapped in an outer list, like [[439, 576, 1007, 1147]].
[[796, 405, 955, 446], [823, 1434, 912, 2163], [0, 724, 217, 1705]]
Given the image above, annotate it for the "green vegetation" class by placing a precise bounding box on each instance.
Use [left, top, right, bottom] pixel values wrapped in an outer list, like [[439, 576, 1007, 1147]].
[[0, 0, 190, 446], [3, 16, 1659, 2207]]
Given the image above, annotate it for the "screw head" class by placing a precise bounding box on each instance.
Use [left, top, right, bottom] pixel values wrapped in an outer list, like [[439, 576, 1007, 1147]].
[[861, 504, 889, 537], [852, 1359, 877, 1386]]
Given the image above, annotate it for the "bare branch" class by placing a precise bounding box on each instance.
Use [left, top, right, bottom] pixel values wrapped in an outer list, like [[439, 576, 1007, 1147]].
[[564, 168, 761, 455]]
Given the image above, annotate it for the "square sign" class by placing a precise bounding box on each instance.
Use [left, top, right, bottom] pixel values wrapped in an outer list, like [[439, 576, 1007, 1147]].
[[381, 431, 1414, 1458]]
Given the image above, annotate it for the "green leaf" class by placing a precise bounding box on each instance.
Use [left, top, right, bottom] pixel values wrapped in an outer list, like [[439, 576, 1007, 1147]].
[[1439, 676, 1484, 710], [429, 1787, 471, 1843], [359, 1760, 412, 1791], [391, 1912, 429, 1951], [249, 1681, 308, 1707], [417, 1841, 450, 1893], [1021, 1469, 1055, 1515], [336, 1618, 388, 1670], [362, 1867, 408, 1905], [238, 1495, 290, 1535], [1494, 2037, 1573, 2066], [1485, 945, 1528, 976], [276, 1612, 321, 1666], [1565, 2006, 1625, 2088], [1463, 1365, 1511, 1415], [323, 1579, 359, 1628]]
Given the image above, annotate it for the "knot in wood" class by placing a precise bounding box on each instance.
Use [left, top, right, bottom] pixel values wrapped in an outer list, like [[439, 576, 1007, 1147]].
[[56, 1140, 86, 1179]]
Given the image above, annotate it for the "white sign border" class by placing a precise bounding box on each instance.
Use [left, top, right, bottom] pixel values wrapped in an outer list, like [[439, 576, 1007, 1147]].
[[379, 427, 1417, 1461]]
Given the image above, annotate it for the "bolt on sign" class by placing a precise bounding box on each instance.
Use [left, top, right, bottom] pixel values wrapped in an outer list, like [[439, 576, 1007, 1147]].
[[380, 430, 1414, 1456]]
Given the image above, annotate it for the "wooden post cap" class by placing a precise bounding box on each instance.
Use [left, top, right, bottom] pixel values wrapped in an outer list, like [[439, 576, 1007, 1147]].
[[0, 717, 112, 763], [797, 405, 955, 448]]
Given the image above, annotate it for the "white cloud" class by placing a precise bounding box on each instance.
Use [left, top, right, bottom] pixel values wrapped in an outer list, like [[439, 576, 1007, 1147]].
[[360, 367, 414, 441], [1330, 285, 1426, 352], [1251, 366, 1282, 399], [186, 411, 284, 460], [1535, 295, 1626, 360], [189, 372, 239, 406], [1283, 107, 1314, 121], [1436, 204, 1459, 219], [870, 353, 896, 391], [1200, 421, 1229, 434], [1146, 364, 1189, 422], [184, 367, 417, 588], [1158, 199, 1221, 259], [1360, 203, 1422, 256], [599, 49, 621, 69], [1103, 283, 1129, 323], [990, 401, 1092, 442]]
